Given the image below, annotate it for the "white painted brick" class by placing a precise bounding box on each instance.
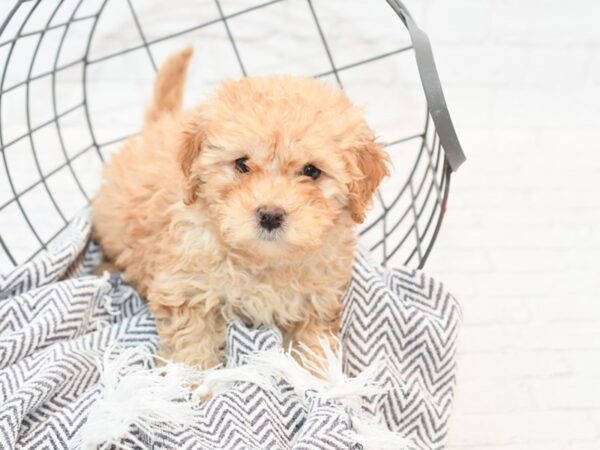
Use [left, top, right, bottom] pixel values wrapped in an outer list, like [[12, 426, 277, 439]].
[[563, 351, 600, 377], [591, 48, 600, 85], [424, 0, 493, 45], [540, 129, 600, 156], [437, 222, 597, 251], [433, 44, 530, 86], [447, 411, 598, 446], [506, 322, 600, 351], [437, 86, 495, 128], [457, 350, 570, 379], [459, 295, 531, 325], [423, 248, 493, 273], [434, 44, 594, 89], [492, 0, 600, 45], [567, 443, 600, 450], [531, 378, 600, 409], [531, 297, 600, 322], [490, 86, 600, 129], [488, 249, 571, 272], [456, 205, 552, 226], [431, 267, 599, 303], [521, 46, 593, 88], [458, 324, 510, 353], [589, 409, 600, 430], [453, 378, 535, 413], [589, 411, 600, 433]]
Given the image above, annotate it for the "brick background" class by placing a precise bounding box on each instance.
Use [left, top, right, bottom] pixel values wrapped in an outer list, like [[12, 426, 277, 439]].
[[414, 0, 600, 447]]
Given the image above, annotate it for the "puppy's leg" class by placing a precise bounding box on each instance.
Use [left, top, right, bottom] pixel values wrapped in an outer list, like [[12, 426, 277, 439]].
[[147, 280, 226, 369]]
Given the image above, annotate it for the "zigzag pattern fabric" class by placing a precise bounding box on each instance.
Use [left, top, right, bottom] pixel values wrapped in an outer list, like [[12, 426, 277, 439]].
[[0, 212, 461, 449]]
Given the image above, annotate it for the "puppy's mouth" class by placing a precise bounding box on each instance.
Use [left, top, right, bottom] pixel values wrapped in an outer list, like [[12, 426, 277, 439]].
[[257, 228, 284, 242]]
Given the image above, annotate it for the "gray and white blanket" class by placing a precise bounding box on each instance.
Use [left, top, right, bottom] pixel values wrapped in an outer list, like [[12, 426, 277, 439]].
[[0, 212, 461, 449]]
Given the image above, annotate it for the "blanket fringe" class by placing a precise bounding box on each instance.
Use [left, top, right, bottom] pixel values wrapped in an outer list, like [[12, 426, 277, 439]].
[[247, 336, 389, 410], [81, 337, 413, 449], [80, 346, 198, 450]]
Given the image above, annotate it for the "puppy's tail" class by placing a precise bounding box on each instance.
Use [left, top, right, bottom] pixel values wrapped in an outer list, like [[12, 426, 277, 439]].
[[144, 46, 194, 125]]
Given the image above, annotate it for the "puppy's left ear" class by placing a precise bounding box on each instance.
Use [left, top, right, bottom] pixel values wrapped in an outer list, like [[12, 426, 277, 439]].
[[347, 140, 390, 223], [178, 113, 205, 205]]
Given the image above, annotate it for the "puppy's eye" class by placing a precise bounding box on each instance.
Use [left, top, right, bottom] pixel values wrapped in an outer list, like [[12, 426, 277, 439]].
[[235, 157, 250, 173], [302, 164, 321, 180]]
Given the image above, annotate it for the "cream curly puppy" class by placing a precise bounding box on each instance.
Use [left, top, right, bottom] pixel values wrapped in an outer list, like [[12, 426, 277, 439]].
[[92, 47, 388, 368]]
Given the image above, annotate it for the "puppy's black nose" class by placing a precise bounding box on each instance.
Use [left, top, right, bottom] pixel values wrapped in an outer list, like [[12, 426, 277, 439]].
[[257, 206, 285, 231]]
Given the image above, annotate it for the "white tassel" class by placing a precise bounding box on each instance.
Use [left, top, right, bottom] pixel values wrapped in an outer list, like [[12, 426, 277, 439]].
[[247, 336, 389, 409], [191, 362, 277, 400], [80, 346, 198, 450]]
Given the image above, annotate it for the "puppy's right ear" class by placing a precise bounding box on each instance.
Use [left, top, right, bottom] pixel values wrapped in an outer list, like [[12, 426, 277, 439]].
[[178, 114, 205, 205]]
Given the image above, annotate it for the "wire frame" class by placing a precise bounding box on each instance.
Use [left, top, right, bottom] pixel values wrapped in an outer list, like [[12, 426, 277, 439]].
[[0, 0, 463, 272]]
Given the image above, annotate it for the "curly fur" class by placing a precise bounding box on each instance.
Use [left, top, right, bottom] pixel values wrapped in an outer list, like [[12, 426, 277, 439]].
[[92, 47, 389, 368]]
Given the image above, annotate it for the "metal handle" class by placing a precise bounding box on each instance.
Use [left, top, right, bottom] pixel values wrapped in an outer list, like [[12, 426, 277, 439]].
[[385, 0, 466, 171]]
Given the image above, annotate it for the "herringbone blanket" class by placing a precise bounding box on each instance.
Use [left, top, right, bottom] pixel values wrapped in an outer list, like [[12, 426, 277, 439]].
[[0, 212, 461, 449]]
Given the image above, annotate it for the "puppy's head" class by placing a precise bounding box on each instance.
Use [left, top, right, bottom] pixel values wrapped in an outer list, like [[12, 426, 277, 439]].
[[179, 76, 388, 258]]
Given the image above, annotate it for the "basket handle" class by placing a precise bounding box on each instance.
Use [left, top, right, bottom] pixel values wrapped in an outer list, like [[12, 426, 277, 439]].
[[385, 0, 466, 171]]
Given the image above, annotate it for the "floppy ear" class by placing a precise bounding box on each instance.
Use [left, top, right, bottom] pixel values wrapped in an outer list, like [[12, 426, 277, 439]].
[[347, 140, 390, 223], [178, 115, 205, 205]]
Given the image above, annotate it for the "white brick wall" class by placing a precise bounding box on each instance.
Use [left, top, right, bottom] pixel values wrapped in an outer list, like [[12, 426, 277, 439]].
[[415, 0, 600, 447]]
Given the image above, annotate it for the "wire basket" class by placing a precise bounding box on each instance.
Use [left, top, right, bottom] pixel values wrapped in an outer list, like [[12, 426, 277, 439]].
[[0, 0, 465, 273]]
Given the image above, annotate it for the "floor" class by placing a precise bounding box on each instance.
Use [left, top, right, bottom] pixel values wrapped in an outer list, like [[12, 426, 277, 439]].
[[1, 0, 599, 448]]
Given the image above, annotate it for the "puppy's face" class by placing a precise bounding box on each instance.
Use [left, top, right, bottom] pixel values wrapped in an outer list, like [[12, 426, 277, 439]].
[[179, 76, 388, 258]]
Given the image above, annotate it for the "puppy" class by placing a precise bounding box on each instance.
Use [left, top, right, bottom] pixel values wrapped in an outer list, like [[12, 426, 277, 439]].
[[92, 47, 388, 369]]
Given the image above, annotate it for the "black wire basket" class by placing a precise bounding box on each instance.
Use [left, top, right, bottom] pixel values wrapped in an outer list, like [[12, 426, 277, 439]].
[[0, 0, 465, 273]]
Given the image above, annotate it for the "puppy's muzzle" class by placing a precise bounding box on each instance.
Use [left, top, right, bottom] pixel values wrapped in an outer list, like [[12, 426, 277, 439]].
[[256, 206, 285, 231]]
